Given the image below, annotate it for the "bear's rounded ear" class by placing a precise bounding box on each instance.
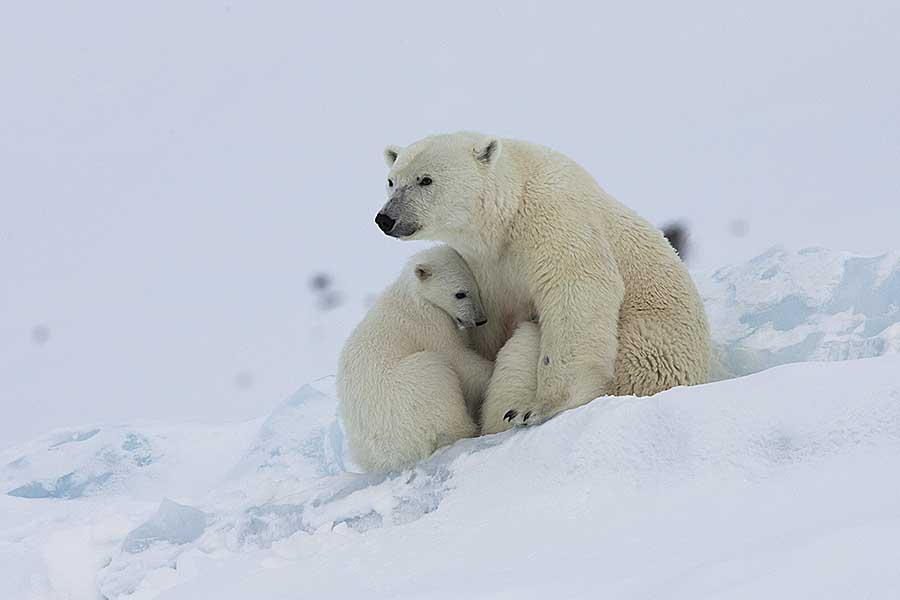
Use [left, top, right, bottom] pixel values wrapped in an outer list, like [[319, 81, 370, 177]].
[[473, 138, 501, 165], [384, 145, 402, 167], [414, 264, 433, 281]]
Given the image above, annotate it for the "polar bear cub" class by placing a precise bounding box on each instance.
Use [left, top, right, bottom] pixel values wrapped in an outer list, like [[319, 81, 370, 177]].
[[337, 245, 494, 472]]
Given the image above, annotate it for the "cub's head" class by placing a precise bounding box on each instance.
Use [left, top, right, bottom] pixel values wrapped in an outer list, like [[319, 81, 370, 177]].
[[409, 246, 487, 330], [376, 133, 502, 242]]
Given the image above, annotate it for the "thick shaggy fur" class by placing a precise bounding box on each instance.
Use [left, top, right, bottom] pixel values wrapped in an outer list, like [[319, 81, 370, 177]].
[[337, 246, 494, 471], [379, 132, 711, 430]]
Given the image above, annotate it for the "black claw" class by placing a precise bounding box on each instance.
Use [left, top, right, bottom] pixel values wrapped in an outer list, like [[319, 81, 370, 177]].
[[503, 410, 518, 422], [524, 411, 532, 422]]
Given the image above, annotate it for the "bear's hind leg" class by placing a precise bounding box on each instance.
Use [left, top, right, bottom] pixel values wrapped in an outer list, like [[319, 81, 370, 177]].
[[613, 315, 710, 397]]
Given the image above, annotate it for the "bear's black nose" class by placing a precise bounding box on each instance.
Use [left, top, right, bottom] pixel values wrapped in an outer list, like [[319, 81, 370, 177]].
[[375, 212, 396, 234]]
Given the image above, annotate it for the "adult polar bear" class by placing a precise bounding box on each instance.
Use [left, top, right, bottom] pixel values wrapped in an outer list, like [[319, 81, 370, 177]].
[[376, 132, 711, 430]]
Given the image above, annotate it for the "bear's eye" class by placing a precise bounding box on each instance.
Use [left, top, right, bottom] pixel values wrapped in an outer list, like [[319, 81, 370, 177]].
[[455, 291, 468, 299], [419, 176, 433, 187], [388, 178, 393, 187]]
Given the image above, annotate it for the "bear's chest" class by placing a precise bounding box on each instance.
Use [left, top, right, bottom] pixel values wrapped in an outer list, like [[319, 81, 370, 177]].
[[469, 254, 533, 360]]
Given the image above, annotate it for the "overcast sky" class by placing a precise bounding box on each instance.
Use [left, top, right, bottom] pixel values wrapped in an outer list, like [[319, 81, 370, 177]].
[[2, 1, 898, 446]]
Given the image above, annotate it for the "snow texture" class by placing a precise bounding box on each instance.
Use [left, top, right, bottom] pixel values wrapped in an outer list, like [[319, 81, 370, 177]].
[[2, 248, 900, 599], [701, 247, 900, 378], [122, 500, 209, 554]]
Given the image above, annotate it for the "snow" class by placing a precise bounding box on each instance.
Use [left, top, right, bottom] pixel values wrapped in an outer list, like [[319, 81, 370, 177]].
[[2, 247, 900, 599], [121, 500, 209, 554], [700, 247, 900, 378], [2, 422, 259, 502]]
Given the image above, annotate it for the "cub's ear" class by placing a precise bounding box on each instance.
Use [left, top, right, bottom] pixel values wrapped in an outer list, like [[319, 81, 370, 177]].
[[414, 264, 433, 281], [384, 145, 402, 167], [473, 138, 501, 165]]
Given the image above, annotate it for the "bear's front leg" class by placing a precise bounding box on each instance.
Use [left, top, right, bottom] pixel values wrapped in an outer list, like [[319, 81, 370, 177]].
[[481, 321, 541, 434], [523, 248, 625, 425], [520, 325, 618, 426]]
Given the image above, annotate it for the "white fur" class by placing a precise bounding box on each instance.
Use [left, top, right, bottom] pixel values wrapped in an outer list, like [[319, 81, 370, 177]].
[[482, 321, 542, 434], [337, 245, 494, 472], [380, 132, 711, 430]]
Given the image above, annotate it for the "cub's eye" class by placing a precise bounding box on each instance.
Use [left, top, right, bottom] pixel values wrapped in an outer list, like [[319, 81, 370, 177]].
[[455, 291, 468, 299], [419, 176, 433, 187], [388, 178, 393, 187]]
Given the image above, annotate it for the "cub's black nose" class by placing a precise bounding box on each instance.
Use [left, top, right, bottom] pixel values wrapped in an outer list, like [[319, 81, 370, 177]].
[[375, 212, 396, 233]]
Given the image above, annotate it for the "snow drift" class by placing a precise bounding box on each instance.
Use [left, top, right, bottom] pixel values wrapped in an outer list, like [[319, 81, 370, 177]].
[[2, 247, 900, 600]]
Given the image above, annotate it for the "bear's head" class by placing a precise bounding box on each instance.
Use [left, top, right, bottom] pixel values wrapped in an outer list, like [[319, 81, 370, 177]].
[[409, 246, 487, 329], [376, 133, 501, 242]]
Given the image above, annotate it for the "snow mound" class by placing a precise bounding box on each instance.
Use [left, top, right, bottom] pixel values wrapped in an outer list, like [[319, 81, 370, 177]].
[[3, 247, 900, 599], [221, 379, 349, 506], [109, 355, 900, 599], [1, 422, 258, 502]]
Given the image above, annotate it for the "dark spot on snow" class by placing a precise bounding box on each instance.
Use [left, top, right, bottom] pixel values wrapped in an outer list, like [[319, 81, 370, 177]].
[[31, 324, 51, 345], [310, 273, 343, 310], [310, 273, 332, 291], [234, 370, 255, 390], [729, 218, 749, 237], [661, 222, 689, 261]]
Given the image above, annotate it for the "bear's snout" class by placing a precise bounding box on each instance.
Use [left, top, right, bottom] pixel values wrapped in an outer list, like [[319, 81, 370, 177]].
[[376, 210, 420, 238], [375, 212, 396, 234]]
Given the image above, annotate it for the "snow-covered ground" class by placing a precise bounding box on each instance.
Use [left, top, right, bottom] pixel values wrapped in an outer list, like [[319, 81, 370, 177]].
[[3, 247, 900, 599]]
